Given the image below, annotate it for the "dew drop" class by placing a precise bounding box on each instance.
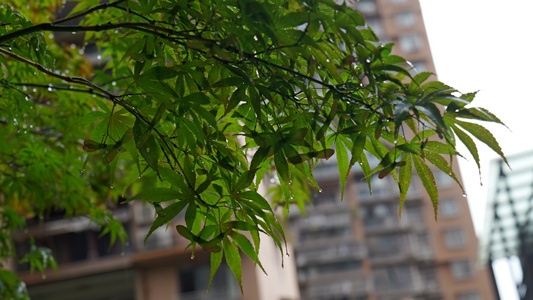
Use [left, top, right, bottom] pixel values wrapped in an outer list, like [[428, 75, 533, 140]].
[[48, 87, 53, 92], [190, 254, 195, 260], [366, 58, 371, 63], [32, 88, 37, 92], [112, 81, 117, 86], [25, 96, 30, 101], [81, 169, 86, 174], [462, 193, 467, 198], [318, 189, 323, 193], [97, 55, 102, 60], [286, 253, 290, 257], [110, 185, 114, 189], [394, 139, 398, 144]]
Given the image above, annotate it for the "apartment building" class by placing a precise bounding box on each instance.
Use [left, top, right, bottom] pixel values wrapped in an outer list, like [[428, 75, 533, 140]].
[[12, 201, 299, 300], [286, 1, 496, 300]]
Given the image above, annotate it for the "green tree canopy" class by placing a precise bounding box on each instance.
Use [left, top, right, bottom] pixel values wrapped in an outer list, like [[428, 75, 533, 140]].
[[0, 0, 506, 298]]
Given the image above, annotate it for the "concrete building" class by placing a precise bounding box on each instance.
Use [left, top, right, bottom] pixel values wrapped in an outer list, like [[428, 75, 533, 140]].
[[285, 1, 496, 300], [12, 201, 300, 300], [481, 151, 533, 299]]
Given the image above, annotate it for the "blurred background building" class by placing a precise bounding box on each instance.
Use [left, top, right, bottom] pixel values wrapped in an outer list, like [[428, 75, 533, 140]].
[[12, 201, 300, 300], [481, 151, 533, 300], [285, 1, 496, 300]]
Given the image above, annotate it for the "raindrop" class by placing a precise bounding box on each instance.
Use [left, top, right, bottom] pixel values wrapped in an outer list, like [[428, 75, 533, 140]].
[[366, 58, 371, 63], [81, 169, 86, 174], [462, 193, 467, 198], [110, 185, 114, 189], [112, 81, 117, 86], [22, 86, 27, 92], [394, 139, 398, 144], [48, 87, 53, 92], [79, 48, 85, 55], [25, 96, 30, 101], [286, 253, 290, 257], [35, 47, 39, 51], [318, 189, 323, 193], [359, 162, 363, 166], [114, 29, 119, 34], [72, 32, 76, 35], [190, 254, 195, 260], [97, 55, 102, 60], [32, 88, 37, 92], [70, 43, 76, 49]]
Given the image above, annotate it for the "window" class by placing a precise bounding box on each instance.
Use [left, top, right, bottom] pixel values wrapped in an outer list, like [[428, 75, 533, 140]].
[[457, 291, 480, 300], [440, 198, 459, 218], [398, 34, 422, 53], [357, 0, 376, 14], [443, 228, 467, 249], [179, 263, 239, 299], [374, 265, 413, 291], [420, 266, 439, 289], [394, 11, 416, 28], [434, 169, 453, 187], [451, 260, 474, 280]]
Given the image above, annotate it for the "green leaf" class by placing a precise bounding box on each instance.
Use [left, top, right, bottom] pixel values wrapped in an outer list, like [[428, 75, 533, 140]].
[[208, 250, 224, 291], [223, 236, 242, 293], [230, 231, 266, 274], [398, 153, 412, 218], [336, 136, 350, 200], [130, 188, 183, 202], [456, 120, 508, 166], [176, 225, 197, 242], [144, 201, 188, 244], [412, 155, 438, 221], [454, 125, 480, 172]]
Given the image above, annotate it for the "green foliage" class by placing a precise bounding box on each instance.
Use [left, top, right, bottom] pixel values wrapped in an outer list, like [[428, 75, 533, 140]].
[[0, 0, 506, 297]]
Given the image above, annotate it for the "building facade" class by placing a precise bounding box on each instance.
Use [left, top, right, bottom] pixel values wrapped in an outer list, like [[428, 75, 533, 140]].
[[286, 1, 496, 300], [12, 201, 300, 300], [481, 151, 533, 300]]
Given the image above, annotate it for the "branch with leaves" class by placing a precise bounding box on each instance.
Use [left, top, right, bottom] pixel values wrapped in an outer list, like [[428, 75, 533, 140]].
[[0, 0, 507, 298]]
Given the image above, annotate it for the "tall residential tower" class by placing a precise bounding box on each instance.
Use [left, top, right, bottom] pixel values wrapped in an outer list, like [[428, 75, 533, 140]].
[[287, 1, 496, 299]]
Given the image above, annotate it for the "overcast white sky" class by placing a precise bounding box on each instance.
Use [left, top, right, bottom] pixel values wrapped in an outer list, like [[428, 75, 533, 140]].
[[419, 1, 533, 298]]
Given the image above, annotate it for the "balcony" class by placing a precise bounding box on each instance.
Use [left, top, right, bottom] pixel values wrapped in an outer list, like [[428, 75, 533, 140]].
[[295, 240, 365, 267], [306, 271, 370, 298]]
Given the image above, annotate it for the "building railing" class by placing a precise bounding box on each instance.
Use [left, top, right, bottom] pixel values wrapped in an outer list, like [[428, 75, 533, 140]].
[[295, 241, 365, 266]]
